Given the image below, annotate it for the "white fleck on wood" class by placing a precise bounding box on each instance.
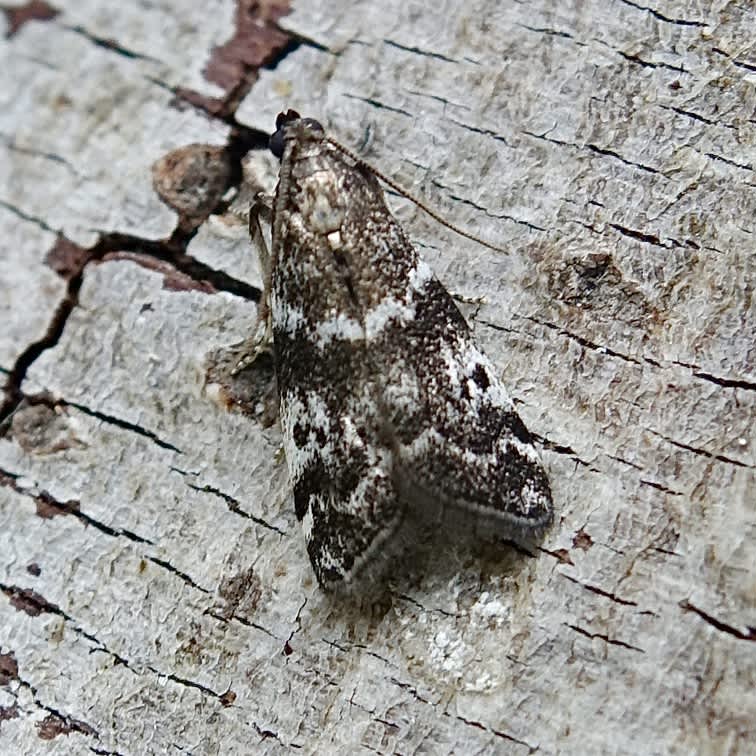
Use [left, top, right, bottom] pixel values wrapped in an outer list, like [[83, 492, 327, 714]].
[[1, 1, 755, 754]]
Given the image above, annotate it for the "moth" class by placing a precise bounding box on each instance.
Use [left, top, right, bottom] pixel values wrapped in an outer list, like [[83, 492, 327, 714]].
[[248, 110, 553, 588]]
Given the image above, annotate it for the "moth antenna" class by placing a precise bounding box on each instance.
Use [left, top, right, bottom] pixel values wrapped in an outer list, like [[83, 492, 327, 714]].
[[325, 136, 509, 255]]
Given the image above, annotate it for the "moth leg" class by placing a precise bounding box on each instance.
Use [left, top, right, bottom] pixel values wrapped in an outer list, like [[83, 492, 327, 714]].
[[249, 191, 273, 284], [233, 192, 275, 375]]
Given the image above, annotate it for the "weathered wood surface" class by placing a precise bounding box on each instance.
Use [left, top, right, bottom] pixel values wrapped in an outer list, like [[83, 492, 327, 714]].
[[1, 1, 755, 753]]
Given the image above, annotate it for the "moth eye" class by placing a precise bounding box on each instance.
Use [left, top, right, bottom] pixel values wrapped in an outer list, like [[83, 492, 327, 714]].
[[269, 127, 286, 159], [301, 118, 325, 134], [269, 114, 324, 159], [271, 111, 301, 157]]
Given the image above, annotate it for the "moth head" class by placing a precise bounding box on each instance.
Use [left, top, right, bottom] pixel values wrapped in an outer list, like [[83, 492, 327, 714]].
[[269, 110, 325, 159]]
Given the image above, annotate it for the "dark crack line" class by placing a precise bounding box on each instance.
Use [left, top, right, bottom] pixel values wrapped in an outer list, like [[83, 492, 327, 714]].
[[608, 453, 643, 471], [617, 0, 706, 27], [391, 675, 539, 750], [0, 198, 58, 234], [145, 75, 272, 151], [323, 638, 352, 654], [0, 221, 261, 428], [617, 50, 686, 73], [0, 288, 79, 427], [284, 597, 309, 654], [0, 134, 80, 174], [680, 600, 756, 642], [585, 143, 661, 175], [705, 151, 753, 171], [0, 581, 132, 669], [432, 183, 546, 231], [66, 504, 153, 545], [389, 677, 431, 705], [529, 432, 593, 469], [174, 3, 302, 119], [35, 701, 99, 740], [538, 546, 574, 565], [639, 478, 684, 496], [673, 361, 756, 393], [322, 638, 395, 669], [342, 93, 413, 118], [1, 582, 65, 618], [4, 666, 100, 740], [501, 538, 537, 559], [712, 47, 756, 74], [692, 370, 756, 392], [150, 669, 223, 699], [179, 478, 286, 536], [651, 545, 681, 558], [561, 574, 639, 607], [728, 57, 756, 73], [169, 743, 194, 755], [0, 466, 154, 545], [171, 23, 306, 120], [0, 228, 84, 426], [566, 623, 644, 653], [659, 104, 715, 126], [403, 88, 471, 111], [448, 118, 511, 145], [262, 28, 330, 68], [520, 315, 660, 368], [609, 222, 677, 249], [383, 38, 459, 63], [373, 716, 399, 732], [204, 609, 282, 641], [607, 455, 684, 496], [63, 23, 161, 63], [0, 594, 262, 720], [457, 714, 538, 753], [146, 557, 210, 594], [0, 222, 261, 426], [250, 720, 301, 750], [63, 399, 181, 453], [522, 131, 665, 177], [92, 231, 263, 301], [395, 592, 459, 618], [647, 429, 752, 469], [517, 23, 576, 41], [533, 435, 577, 457]]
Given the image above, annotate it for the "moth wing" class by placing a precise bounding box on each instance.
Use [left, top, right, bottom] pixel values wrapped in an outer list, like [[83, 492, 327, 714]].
[[294, 448, 404, 587], [379, 277, 553, 530], [277, 348, 405, 587]]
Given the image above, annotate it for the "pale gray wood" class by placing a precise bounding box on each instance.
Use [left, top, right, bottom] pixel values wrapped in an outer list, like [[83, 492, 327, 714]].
[[1, 1, 754, 754]]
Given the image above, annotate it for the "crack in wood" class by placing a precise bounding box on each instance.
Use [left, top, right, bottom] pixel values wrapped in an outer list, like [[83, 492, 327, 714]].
[[146, 556, 211, 594], [680, 600, 756, 642], [565, 622, 645, 653], [647, 428, 753, 469], [342, 92, 413, 118], [382, 38, 460, 64], [560, 573, 639, 607], [173, 472, 287, 535], [617, 0, 707, 27], [0, 465, 155, 544], [64, 399, 182, 453], [0, 220, 263, 427], [63, 23, 160, 62]]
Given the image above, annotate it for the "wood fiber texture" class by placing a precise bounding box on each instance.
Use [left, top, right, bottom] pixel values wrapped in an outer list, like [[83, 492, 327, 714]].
[[1, 1, 754, 754]]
